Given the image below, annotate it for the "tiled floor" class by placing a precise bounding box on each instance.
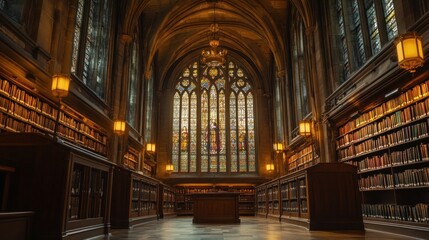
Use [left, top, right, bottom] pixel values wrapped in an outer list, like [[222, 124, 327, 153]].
[[106, 216, 423, 240]]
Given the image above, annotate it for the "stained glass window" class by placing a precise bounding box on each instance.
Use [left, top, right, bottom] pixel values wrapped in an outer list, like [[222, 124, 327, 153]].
[[382, 0, 398, 41], [127, 35, 139, 128], [336, 0, 350, 81], [365, 0, 381, 55], [292, 18, 310, 126], [172, 60, 255, 173], [351, 0, 366, 67], [334, 0, 398, 82], [71, 0, 112, 99]]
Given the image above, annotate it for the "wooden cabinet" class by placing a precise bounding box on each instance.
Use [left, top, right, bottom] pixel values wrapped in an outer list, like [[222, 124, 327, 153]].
[[174, 185, 255, 216], [0, 133, 112, 239], [335, 79, 429, 235], [257, 163, 364, 230], [111, 168, 159, 228], [159, 184, 175, 217], [192, 192, 240, 223]]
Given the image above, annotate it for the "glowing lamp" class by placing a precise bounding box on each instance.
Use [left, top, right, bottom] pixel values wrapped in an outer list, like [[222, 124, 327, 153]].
[[299, 120, 311, 136], [113, 120, 126, 135], [395, 32, 424, 73], [51, 74, 70, 98]]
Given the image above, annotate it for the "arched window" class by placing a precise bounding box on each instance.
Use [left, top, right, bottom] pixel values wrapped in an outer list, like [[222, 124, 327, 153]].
[[291, 14, 309, 127], [71, 0, 112, 99], [172, 60, 256, 173], [127, 34, 139, 129], [333, 0, 398, 83]]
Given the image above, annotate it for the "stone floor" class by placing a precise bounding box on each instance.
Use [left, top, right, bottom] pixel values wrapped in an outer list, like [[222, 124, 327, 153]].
[[105, 216, 423, 240]]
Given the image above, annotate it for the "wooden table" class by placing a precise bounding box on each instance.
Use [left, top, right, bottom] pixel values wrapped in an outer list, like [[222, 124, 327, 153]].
[[191, 192, 240, 223]]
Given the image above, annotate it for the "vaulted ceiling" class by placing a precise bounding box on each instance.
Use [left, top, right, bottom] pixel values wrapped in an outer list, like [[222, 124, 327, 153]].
[[122, 0, 297, 91]]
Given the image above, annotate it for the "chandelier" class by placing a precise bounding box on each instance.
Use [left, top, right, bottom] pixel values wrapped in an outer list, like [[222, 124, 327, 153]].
[[201, 1, 227, 67]]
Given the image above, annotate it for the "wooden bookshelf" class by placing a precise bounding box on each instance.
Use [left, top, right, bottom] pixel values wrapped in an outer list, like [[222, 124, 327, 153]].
[[0, 133, 112, 239], [287, 144, 319, 172], [336, 79, 429, 233], [256, 163, 363, 230], [160, 184, 175, 217], [111, 168, 160, 228], [124, 147, 140, 170], [173, 185, 255, 216], [0, 75, 108, 156]]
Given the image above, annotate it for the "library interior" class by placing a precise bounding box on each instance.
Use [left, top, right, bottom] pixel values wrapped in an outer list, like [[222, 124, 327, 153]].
[[0, 0, 429, 239]]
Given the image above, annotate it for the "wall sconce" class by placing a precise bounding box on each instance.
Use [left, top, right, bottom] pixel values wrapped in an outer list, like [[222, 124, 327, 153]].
[[299, 120, 312, 136], [273, 142, 284, 153], [51, 74, 70, 98], [113, 120, 126, 135], [266, 163, 275, 172], [146, 143, 156, 154], [166, 163, 174, 173], [395, 32, 424, 73]]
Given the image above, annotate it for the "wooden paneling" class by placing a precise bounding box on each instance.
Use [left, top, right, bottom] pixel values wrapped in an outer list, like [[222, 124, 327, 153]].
[[192, 192, 240, 224]]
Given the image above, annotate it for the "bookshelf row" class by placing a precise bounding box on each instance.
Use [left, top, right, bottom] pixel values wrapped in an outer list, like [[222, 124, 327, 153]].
[[288, 145, 319, 172], [130, 180, 158, 215], [339, 80, 429, 136], [358, 167, 429, 190], [175, 185, 255, 216], [362, 203, 428, 223], [350, 144, 429, 173], [338, 120, 429, 161], [0, 76, 108, 156], [336, 78, 429, 229], [124, 148, 139, 170]]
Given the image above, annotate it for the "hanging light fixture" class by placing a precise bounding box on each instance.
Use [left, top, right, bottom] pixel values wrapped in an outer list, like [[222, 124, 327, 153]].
[[201, 1, 227, 67], [395, 32, 424, 73]]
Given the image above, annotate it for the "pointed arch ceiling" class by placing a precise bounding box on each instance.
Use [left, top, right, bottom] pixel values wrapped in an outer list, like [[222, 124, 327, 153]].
[[121, 0, 311, 91]]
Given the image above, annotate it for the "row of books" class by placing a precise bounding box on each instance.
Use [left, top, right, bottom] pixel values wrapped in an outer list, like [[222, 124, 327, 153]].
[[281, 182, 298, 199], [1, 104, 56, 132], [362, 203, 428, 223], [349, 144, 429, 172], [124, 150, 139, 170], [268, 202, 279, 210], [69, 196, 81, 220], [338, 105, 429, 147], [339, 80, 429, 134], [59, 112, 107, 144], [299, 179, 307, 198], [338, 122, 429, 160], [282, 201, 299, 212], [0, 78, 109, 156], [288, 145, 318, 171], [1, 113, 46, 134], [358, 168, 429, 190]]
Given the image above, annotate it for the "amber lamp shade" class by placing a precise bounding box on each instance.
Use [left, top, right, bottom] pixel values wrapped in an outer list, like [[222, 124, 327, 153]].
[[146, 143, 156, 153], [266, 163, 274, 171], [299, 120, 311, 136], [113, 120, 126, 135], [51, 74, 70, 98], [166, 164, 174, 172], [273, 143, 284, 152], [395, 32, 424, 73]]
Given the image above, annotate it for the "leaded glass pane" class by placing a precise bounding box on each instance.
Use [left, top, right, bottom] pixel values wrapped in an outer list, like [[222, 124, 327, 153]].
[[238, 92, 247, 172], [127, 39, 138, 128], [336, 0, 350, 79], [71, 0, 85, 73], [201, 90, 209, 172], [180, 92, 189, 172], [230, 93, 238, 172], [190, 92, 197, 172], [247, 93, 255, 172], [382, 0, 398, 41], [365, 0, 381, 55], [172, 93, 181, 172], [352, 0, 366, 66]]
